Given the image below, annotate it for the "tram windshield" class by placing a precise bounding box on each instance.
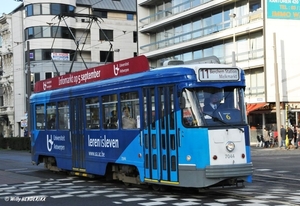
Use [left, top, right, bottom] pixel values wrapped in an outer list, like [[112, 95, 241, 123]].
[[181, 87, 247, 127]]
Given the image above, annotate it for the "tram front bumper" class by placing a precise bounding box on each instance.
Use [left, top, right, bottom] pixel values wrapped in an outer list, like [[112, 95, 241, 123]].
[[205, 163, 254, 178]]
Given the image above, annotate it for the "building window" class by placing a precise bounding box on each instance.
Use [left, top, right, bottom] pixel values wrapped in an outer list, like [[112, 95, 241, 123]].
[[34, 27, 42, 38], [127, 13, 134, 20], [34, 73, 40, 84], [45, 72, 53, 79], [43, 26, 51, 37], [100, 30, 113, 41], [133, 31, 137, 43], [51, 3, 61, 15], [25, 26, 75, 40], [28, 28, 34, 39], [26, 4, 33, 16], [25, 3, 75, 17], [42, 3, 50, 14], [33, 4, 41, 15], [250, 0, 261, 12], [93, 10, 107, 18], [100, 51, 114, 62]]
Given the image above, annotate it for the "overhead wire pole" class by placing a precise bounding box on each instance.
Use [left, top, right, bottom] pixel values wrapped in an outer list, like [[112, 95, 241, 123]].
[[273, 33, 281, 148], [26, 41, 31, 138]]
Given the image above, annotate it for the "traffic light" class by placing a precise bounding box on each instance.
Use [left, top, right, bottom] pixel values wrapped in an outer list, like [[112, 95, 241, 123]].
[[288, 111, 295, 120]]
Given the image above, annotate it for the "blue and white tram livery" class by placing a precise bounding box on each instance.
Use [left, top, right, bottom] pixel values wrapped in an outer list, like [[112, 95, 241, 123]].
[[30, 57, 253, 189]]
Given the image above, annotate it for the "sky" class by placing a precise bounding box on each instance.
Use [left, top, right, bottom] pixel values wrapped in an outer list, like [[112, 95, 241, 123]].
[[1, 0, 22, 14]]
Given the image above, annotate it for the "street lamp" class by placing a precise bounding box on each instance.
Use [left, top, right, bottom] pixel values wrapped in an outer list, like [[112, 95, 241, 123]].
[[229, 13, 236, 67]]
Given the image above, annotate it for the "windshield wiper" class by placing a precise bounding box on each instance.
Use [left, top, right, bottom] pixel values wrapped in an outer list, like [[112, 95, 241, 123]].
[[203, 112, 244, 133]]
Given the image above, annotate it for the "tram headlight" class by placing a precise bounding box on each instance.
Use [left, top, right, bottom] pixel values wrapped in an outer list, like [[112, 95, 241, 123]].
[[225, 141, 235, 152], [186, 155, 191, 161]]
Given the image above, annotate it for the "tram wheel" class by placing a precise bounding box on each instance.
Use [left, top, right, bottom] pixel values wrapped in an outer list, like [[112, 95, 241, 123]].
[[151, 184, 161, 191]]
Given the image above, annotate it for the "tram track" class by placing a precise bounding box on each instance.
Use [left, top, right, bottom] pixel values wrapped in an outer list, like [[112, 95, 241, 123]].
[[253, 173, 300, 186]]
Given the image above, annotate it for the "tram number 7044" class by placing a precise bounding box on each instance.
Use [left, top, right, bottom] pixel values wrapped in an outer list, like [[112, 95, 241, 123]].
[[225, 154, 235, 159]]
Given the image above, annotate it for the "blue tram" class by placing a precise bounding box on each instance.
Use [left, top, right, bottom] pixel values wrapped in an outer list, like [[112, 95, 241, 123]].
[[30, 56, 253, 189]]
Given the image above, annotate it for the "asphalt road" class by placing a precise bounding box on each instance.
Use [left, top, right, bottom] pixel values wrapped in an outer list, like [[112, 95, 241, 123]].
[[1, 146, 300, 205]]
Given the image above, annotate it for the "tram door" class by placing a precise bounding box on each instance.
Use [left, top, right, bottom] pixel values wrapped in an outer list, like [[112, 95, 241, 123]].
[[143, 86, 179, 183], [70, 98, 86, 171]]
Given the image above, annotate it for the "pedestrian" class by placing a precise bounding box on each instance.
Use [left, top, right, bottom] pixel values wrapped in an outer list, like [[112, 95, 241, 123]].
[[263, 127, 270, 148], [287, 126, 294, 149], [280, 125, 286, 149], [293, 125, 298, 146], [295, 126, 299, 149]]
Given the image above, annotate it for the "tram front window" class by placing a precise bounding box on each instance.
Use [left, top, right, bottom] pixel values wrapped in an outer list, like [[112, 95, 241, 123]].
[[181, 87, 247, 127]]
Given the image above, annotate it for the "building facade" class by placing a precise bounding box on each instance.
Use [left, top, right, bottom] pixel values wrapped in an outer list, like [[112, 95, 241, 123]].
[[137, 0, 300, 140], [0, 0, 137, 137]]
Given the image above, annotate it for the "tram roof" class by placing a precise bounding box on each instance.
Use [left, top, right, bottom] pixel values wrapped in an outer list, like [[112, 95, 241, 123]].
[[31, 64, 245, 102]]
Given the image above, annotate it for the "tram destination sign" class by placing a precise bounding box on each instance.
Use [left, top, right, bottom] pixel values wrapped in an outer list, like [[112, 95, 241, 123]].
[[34, 55, 149, 93], [198, 68, 239, 81]]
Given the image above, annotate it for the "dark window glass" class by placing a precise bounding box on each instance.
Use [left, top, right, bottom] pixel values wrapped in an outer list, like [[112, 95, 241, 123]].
[[127, 13, 134, 20], [69, 5, 75, 13], [45, 72, 52, 79], [26, 5, 33, 17], [34, 73, 40, 83], [133, 31, 137, 43], [100, 51, 114, 62], [51, 3, 60, 15], [94, 10, 107, 18], [43, 50, 52, 60], [100, 30, 113, 41], [28, 28, 34, 39], [62, 27, 72, 38]]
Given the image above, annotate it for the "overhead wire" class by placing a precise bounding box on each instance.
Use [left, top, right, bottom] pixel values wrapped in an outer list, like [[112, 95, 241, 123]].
[[3, 0, 135, 66]]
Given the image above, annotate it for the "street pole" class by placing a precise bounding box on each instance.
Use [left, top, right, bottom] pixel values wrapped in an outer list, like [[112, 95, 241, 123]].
[[230, 13, 236, 67], [26, 41, 31, 137], [273, 33, 281, 148]]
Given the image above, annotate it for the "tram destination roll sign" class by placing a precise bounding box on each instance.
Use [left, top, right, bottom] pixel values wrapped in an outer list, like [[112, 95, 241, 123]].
[[198, 68, 239, 81]]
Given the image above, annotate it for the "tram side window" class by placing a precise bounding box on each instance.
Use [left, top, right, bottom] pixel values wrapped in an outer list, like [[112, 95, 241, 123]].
[[102, 94, 118, 129], [46, 103, 57, 130], [58, 101, 69, 130], [121, 92, 139, 129], [35, 104, 45, 130], [86, 97, 100, 129]]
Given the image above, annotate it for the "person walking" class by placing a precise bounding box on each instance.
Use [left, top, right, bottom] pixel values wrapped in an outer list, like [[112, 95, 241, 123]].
[[263, 127, 270, 148], [295, 126, 299, 149], [287, 127, 294, 149], [280, 125, 286, 149]]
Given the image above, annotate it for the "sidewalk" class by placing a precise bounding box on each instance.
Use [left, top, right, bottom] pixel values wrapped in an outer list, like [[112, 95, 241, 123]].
[[251, 144, 300, 156]]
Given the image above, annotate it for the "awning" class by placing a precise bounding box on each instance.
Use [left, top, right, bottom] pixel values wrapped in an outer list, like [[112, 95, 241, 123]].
[[246, 103, 266, 115]]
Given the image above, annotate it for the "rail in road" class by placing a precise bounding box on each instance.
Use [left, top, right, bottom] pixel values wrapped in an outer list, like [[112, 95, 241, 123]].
[[0, 148, 300, 205]]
